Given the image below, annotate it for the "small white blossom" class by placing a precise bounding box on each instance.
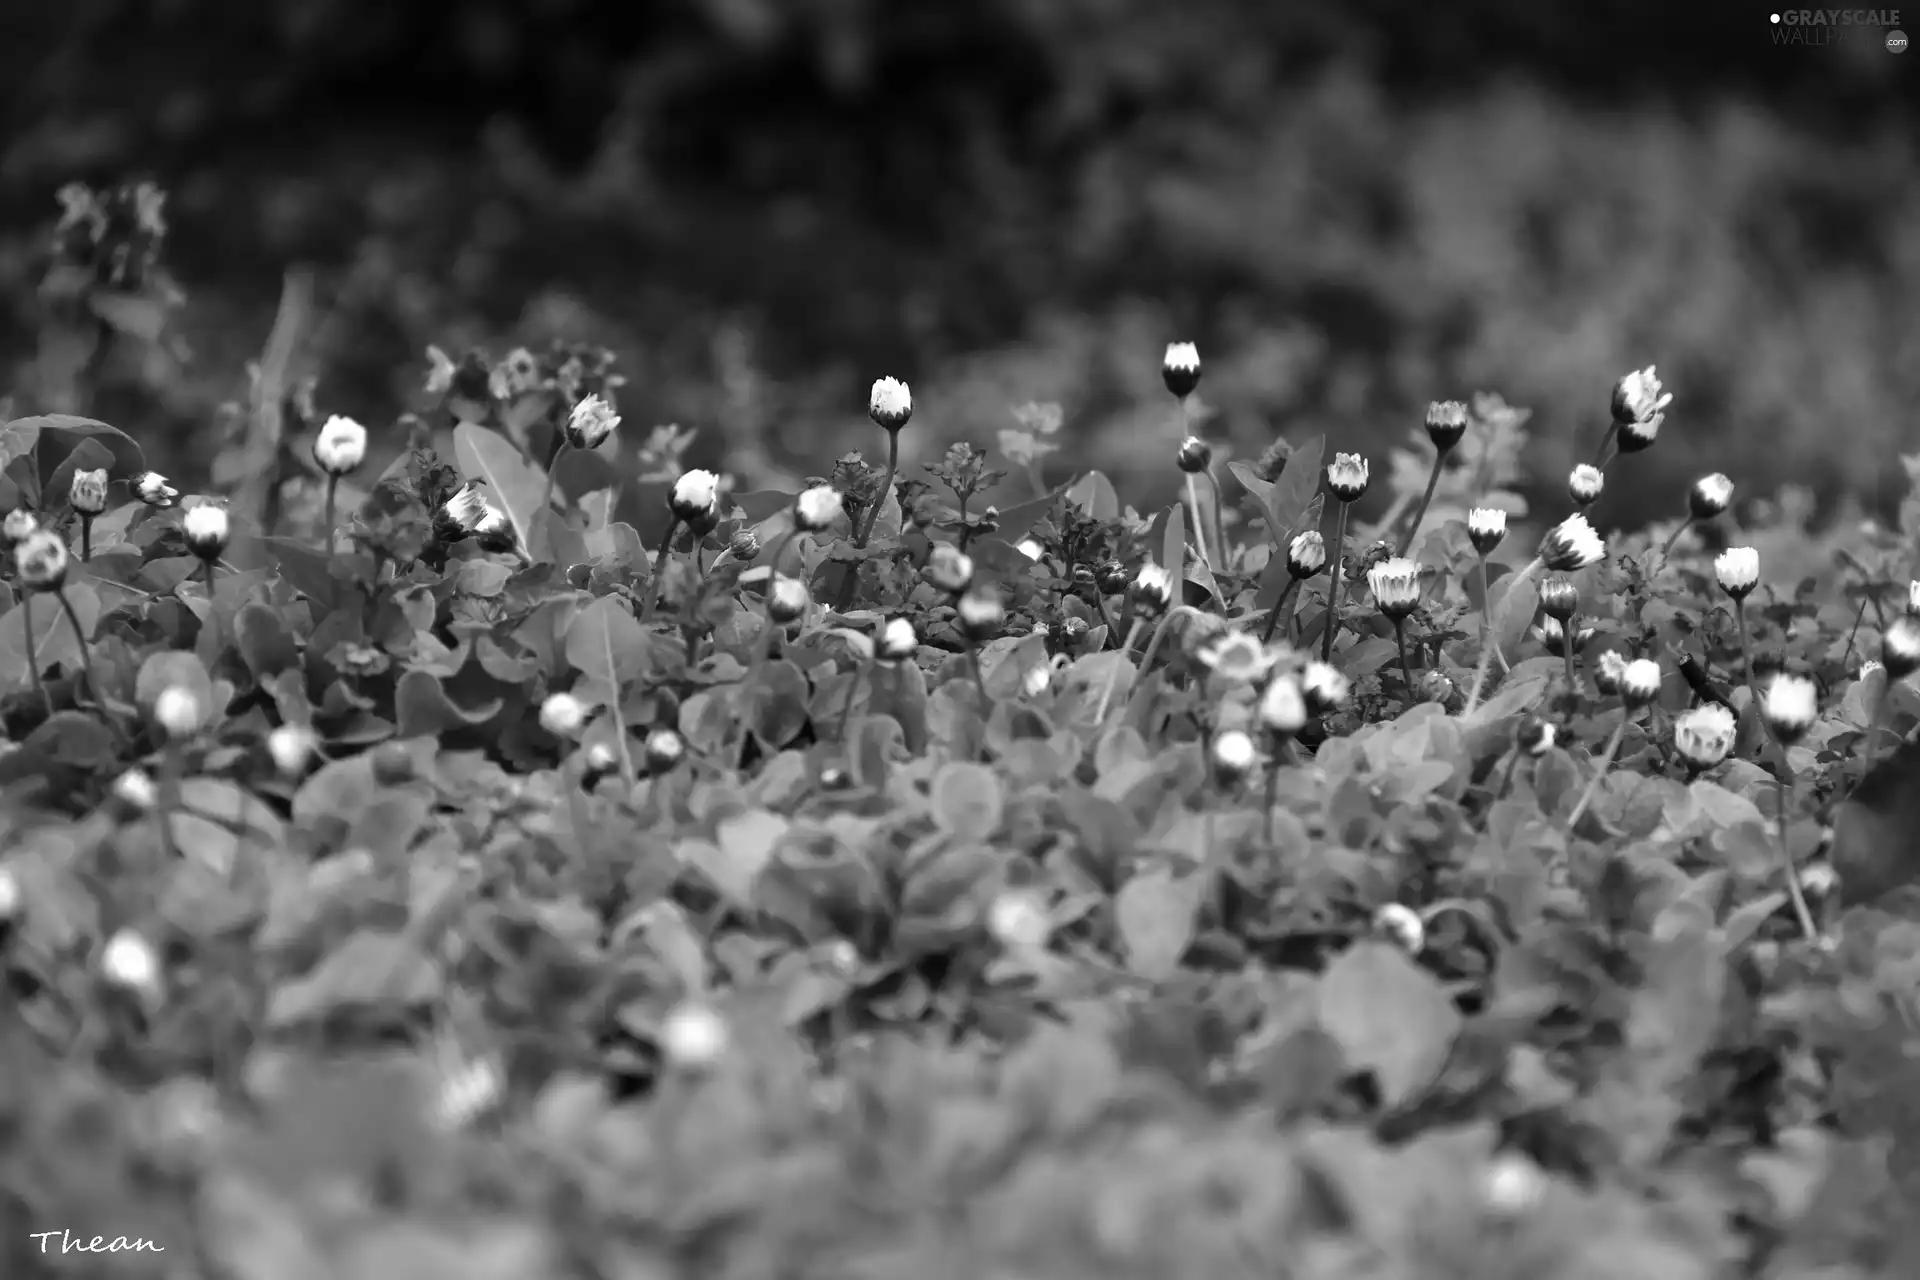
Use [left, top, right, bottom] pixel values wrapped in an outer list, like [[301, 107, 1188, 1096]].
[[1761, 673, 1819, 745], [114, 768, 159, 810], [1466, 507, 1507, 555], [1672, 704, 1735, 770], [987, 891, 1051, 951], [69, 467, 108, 516], [441, 483, 490, 533], [1133, 562, 1174, 615], [1566, 464, 1604, 507], [1015, 538, 1045, 561], [1161, 342, 1201, 397], [1538, 513, 1604, 573], [1286, 530, 1326, 577], [183, 504, 230, 558], [1715, 547, 1760, 600], [1300, 661, 1349, 714], [1483, 1153, 1547, 1217], [133, 471, 179, 507], [877, 617, 918, 663], [564, 393, 621, 451], [1259, 674, 1309, 735], [768, 574, 810, 623], [314, 415, 368, 475], [1619, 658, 1662, 706], [540, 692, 587, 738], [868, 377, 913, 430], [1196, 630, 1278, 683], [1366, 557, 1422, 619], [101, 929, 160, 994], [1021, 663, 1052, 698], [153, 685, 206, 738], [644, 727, 687, 773], [1374, 904, 1424, 953], [670, 469, 721, 523], [1210, 728, 1258, 780], [266, 724, 316, 777], [1326, 452, 1370, 502], [925, 543, 974, 594], [1689, 473, 1733, 519], [660, 1001, 729, 1069], [13, 530, 68, 591], [794, 485, 843, 533]]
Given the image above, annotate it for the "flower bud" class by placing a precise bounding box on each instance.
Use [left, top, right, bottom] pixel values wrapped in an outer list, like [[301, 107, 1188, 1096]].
[[1132, 562, 1173, 617], [113, 768, 159, 811], [877, 617, 918, 664], [1466, 508, 1507, 556], [1761, 673, 1818, 746], [1366, 557, 1421, 620], [580, 741, 620, 786], [1326, 452, 1370, 503], [439, 483, 490, 537], [0, 865, 19, 935], [1419, 669, 1460, 709], [153, 685, 206, 738], [924, 543, 974, 595], [1672, 703, 1735, 771], [564, 393, 620, 451], [1176, 436, 1212, 473], [768, 573, 810, 624], [1021, 663, 1052, 698], [13, 530, 68, 591], [1, 509, 37, 548], [1566, 464, 1604, 509], [474, 505, 515, 553], [101, 928, 160, 996], [183, 504, 231, 560], [728, 527, 761, 561], [1161, 342, 1201, 399], [132, 471, 179, 507], [1714, 547, 1759, 601], [794, 485, 843, 534], [1619, 658, 1662, 707], [1095, 559, 1130, 595], [1259, 674, 1309, 736], [266, 724, 317, 777], [1483, 1153, 1547, 1218], [644, 727, 686, 774], [1593, 649, 1627, 696], [957, 590, 1004, 644], [1374, 903, 1425, 953], [1688, 473, 1733, 520], [988, 890, 1051, 951], [1536, 616, 1593, 657], [540, 692, 587, 738], [1610, 364, 1671, 450], [1286, 530, 1326, 579], [670, 470, 721, 533], [1300, 661, 1349, 714], [1425, 400, 1468, 453], [1538, 577, 1579, 622], [868, 377, 912, 431], [1883, 614, 1920, 681], [659, 1000, 729, 1070], [1210, 728, 1258, 784], [1908, 578, 1920, 616], [1516, 716, 1556, 756], [70, 467, 108, 516], [314, 415, 368, 476], [1538, 513, 1604, 573]]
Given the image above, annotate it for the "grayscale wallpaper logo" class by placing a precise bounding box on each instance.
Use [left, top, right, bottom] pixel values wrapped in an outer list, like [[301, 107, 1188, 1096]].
[[1769, 9, 1908, 49]]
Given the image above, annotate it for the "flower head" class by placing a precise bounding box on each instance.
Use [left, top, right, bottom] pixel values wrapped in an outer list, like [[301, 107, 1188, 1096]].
[[1536, 616, 1593, 657], [1761, 673, 1819, 745], [70, 467, 108, 516], [956, 589, 1004, 643], [1594, 649, 1628, 695], [540, 692, 587, 738], [768, 574, 810, 624], [670, 469, 721, 531], [114, 768, 159, 810], [1259, 674, 1309, 736], [473, 504, 515, 552], [13, 530, 68, 591], [153, 684, 205, 738], [1688, 473, 1733, 520], [869, 377, 912, 431], [1161, 342, 1201, 399], [183, 504, 231, 559], [1672, 704, 1736, 771], [440, 484, 490, 536], [1611, 364, 1673, 432], [1715, 547, 1760, 601], [644, 727, 686, 774], [1566, 464, 1604, 509], [1176, 436, 1212, 474], [1366, 557, 1422, 620], [1908, 578, 1920, 616], [1882, 614, 1920, 680], [877, 617, 918, 664], [1326, 452, 1370, 503], [1467, 507, 1507, 556], [1619, 658, 1662, 707], [1538, 513, 1604, 573], [101, 928, 160, 995], [988, 891, 1051, 951], [130, 471, 178, 508], [659, 1000, 729, 1070], [794, 485, 843, 534], [1483, 1153, 1547, 1218], [1286, 530, 1326, 578], [1516, 716, 1556, 756], [1374, 903, 1424, 953], [1300, 661, 1349, 715], [314, 415, 368, 475], [1425, 400, 1469, 453], [1132, 562, 1174, 617], [1538, 577, 1579, 622], [1210, 728, 1258, 783], [266, 724, 317, 777], [1196, 630, 1279, 683], [1, 509, 37, 546], [925, 543, 974, 595], [564, 393, 621, 451]]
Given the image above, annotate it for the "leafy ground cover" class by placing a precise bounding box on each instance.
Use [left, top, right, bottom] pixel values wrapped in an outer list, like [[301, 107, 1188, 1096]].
[[4, 182, 1920, 1279]]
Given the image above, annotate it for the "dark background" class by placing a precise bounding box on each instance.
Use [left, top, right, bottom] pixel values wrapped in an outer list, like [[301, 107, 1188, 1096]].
[[1, 0, 1916, 534]]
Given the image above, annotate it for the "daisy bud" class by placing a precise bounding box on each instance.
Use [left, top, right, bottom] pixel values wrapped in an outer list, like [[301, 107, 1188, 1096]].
[[132, 471, 179, 507], [1594, 648, 1627, 696], [670, 470, 721, 532], [1374, 903, 1425, 953], [13, 530, 68, 592], [644, 727, 686, 774], [1176, 436, 1212, 473], [1420, 669, 1460, 709], [1516, 716, 1556, 756], [1537, 577, 1579, 622], [69, 467, 108, 516], [1367, 557, 1421, 620], [1882, 615, 1920, 681], [439, 483, 490, 536], [1132, 562, 1174, 617], [956, 590, 1004, 644], [877, 617, 918, 664], [1619, 658, 1662, 707], [1535, 616, 1593, 657], [433, 1056, 504, 1131], [564, 393, 621, 451], [580, 741, 619, 786], [473, 505, 515, 553], [1259, 674, 1309, 736], [1014, 538, 1044, 562], [1466, 507, 1507, 556], [101, 928, 161, 996], [768, 574, 810, 624], [924, 543, 975, 595], [794, 485, 843, 534], [0, 865, 19, 934], [153, 685, 205, 738], [868, 376, 912, 432], [1425, 400, 1468, 453], [659, 1000, 729, 1070], [1286, 530, 1327, 579], [1688, 473, 1733, 520], [113, 768, 159, 811], [1, 509, 38, 548], [1300, 661, 1349, 714], [1483, 1153, 1547, 1218], [1761, 673, 1819, 746], [728, 528, 761, 561], [1094, 559, 1130, 595], [1566, 464, 1604, 509], [1714, 547, 1760, 601], [1538, 513, 1604, 573], [1161, 342, 1201, 399], [1326, 452, 1370, 503], [183, 504, 231, 560], [987, 890, 1051, 951], [540, 692, 587, 738], [1196, 630, 1279, 683], [266, 724, 316, 777], [1908, 579, 1920, 616], [1210, 728, 1258, 784], [1672, 703, 1735, 771], [313, 415, 368, 476], [1610, 364, 1672, 448], [1799, 862, 1838, 900]]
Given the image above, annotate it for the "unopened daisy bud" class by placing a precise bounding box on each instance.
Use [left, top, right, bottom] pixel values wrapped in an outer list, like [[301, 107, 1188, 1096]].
[[728, 527, 761, 561], [1015, 538, 1044, 562], [670, 470, 721, 532], [1425, 400, 1469, 453], [659, 1000, 729, 1070], [266, 724, 316, 777], [794, 485, 843, 534], [1210, 728, 1258, 784], [540, 692, 587, 738], [1419, 669, 1460, 709], [1326, 452, 1370, 503], [101, 928, 160, 996], [1286, 530, 1327, 578], [1176, 436, 1213, 473], [1366, 557, 1421, 620], [1374, 903, 1425, 953], [69, 467, 108, 516], [1714, 547, 1759, 601], [564, 393, 620, 451], [113, 768, 159, 811], [1, 509, 37, 547], [1021, 663, 1052, 698], [183, 504, 230, 560], [580, 741, 619, 785], [1300, 661, 1349, 714], [644, 727, 686, 774], [876, 617, 918, 664], [1688, 473, 1733, 520], [956, 590, 1004, 643], [1799, 862, 1838, 900], [13, 530, 68, 591], [1761, 673, 1819, 745], [1610, 364, 1671, 451], [987, 891, 1051, 951], [1672, 703, 1736, 771], [1483, 1153, 1547, 1218], [868, 376, 912, 431], [1593, 648, 1627, 696], [0, 865, 18, 932], [1259, 674, 1309, 736], [439, 483, 489, 536], [1538, 577, 1579, 622], [1516, 716, 1556, 756], [1619, 658, 1662, 707], [925, 543, 975, 594], [433, 1056, 503, 1131], [1132, 562, 1174, 617], [1882, 614, 1920, 680], [1536, 617, 1594, 657], [1566, 464, 1604, 509], [1908, 579, 1920, 616], [1161, 342, 1201, 399], [1095, 559, 1130, 595], [1466, 507, 1507, 556], [131, 471, 178, 507], [313, 415, 368, 476], [153, 685, 205, 738], [768, 574, 810, 624], [1538, 513, 1604, 573]]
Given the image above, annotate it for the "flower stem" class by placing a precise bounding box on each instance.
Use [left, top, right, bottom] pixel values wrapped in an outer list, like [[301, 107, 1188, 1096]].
[[80, 516, 93, 563], [1774, 764, 1819, 941], [1202, 468, 1228, 572], [1477, 557, 1507, 676], [1091, 592, 1119, 649], [1118, 617, 1145, 657], [201, 558, 217, 598], [19, 590, 50, 718], [54, 588, 107, 724], [1566, 716, 1629, 829], [969, 645, 991, 706], [857, 433, 898, 549], [639, 517, 681, 622], [1393, 618, 1416, 697], [1184, 474, 1211, 571], [1593, 421, 1620, 467], [1396, 451, 1446, 559], [1653, 514, 1693, 574], [839, 658, 871, 741], [541, 437, 570, 514], [1562, 618, 1580, 710], [1260, 578, 1300, 645], [1138, 605, 1192, 676], [322, 476, 338, 554], [1463, 556, 1544, 718], [1492, 748, 1523, 802], [1734, 598, 1758, 707], [1320, 500, 1351, 664]]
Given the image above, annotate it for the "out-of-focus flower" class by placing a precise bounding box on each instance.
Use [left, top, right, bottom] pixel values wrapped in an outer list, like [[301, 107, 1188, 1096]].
[[925, 543, 975, 594], [644, 728, 686, 773], [1300, 661, 1348, 714], [1259, 674, 1309, 735], [14, 530, 68, 591], [1210, 729, 1258, 783], [1884, 615, 1920, 680], [1689, 473, 1733, 520], [132, 471, 178, 507], [314, 415, 368, 475], [877, 617, 918, 663], [266, 724, 317, 777], [1761, 673, 1819, 745], [1374, 903, 1425, 953], [794, 486, 843, 533], [1132, 562, 1173, 617], [769, 574, 810, 624], [183, 505, 230, 559], [1673, 704, 1736, 770], [540, 692, 587, 738], [1196, 630, 1279, 683]]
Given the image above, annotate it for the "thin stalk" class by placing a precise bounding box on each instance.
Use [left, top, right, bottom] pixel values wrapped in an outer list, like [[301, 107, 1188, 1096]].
[[1862, 680, 1893, 771], [1592, 421, 1620, 467], [1492, 748, 1523, 802], [1393, 618, 1416, 696], [1117, 617, 1145, 657], [746, 528, 801, 689], [1561, 618, 1580, 709], [857, 433, 899, 548], [1137, 605, 1192, 675], [322, 476, 338, 554], [968, 645, 992, 706], [541, 437, 570, 514], [80, 516, 93, 563], [1775, 765, 1819, 940], [1260, 577, 1300, 645], [1185, 474, 1212, 570], [19, 590, 50, 718], [1320, 500, 1352, 663], [1566, 715, 1630, 829], [1264, 754, 1280, 845], [839, 659, 871, 741], [1202, 468, 1228, 573], [1733, 598, 1759, 708], [1653, 514, 1694, 574], [201, 558, 217, 597], [639, 518, 682, 622], [54, 588, 107, 723], [1463, 556, 1544, 718], [1091, 592, 1119, 649], [1477, 557, 1508, 676], [1396, 450, 1447, 559]]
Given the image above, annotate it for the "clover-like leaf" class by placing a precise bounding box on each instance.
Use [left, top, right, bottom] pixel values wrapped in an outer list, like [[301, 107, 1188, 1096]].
[[1316, 940, 1462, 1109]]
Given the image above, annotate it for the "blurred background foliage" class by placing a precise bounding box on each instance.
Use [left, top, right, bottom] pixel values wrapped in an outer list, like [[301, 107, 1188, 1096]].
[[1, 0, 1916, 534]]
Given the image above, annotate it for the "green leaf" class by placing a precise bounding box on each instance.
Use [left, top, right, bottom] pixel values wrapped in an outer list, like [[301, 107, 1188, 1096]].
[[3, 414, 147, 490], [929, 762, 1004, 841], [20, 711, 117, 770], [1157, 503, 1189, 607], [136, 648, 214, 712], [234, 602, 299, 680], [1462, 669, 1550, 729], [563, 596, 648, 688], [453, 559, 514, 597], [748, 660, 811, 748], [682, 810, 787, 907], [394, 669, 504, 738], [1065, 470, 1119, 520], [453, 422, 548, 563], [0, 586, 91, 692], [1114, 864, 1203, 981], [266, 929, 444, 1028], [1315, 940, 1462, 1108]]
